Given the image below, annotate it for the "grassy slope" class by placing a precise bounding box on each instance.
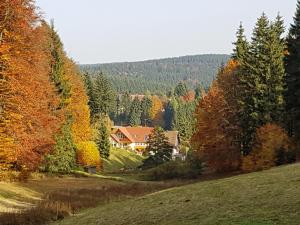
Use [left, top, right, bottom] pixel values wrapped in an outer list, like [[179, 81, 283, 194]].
[[103, 148, 144, 173], [54, 163, 300, 225]]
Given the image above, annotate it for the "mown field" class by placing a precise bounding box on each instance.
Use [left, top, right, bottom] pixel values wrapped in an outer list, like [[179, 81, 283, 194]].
[[53, 163, 300, 225]]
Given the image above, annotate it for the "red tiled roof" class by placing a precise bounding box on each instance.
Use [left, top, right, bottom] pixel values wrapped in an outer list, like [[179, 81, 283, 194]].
[[124, 126, 153, 143], [111, 126, 178, 146]]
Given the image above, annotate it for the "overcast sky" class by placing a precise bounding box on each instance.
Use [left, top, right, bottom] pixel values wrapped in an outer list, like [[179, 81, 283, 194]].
[[36, 0, 297, 64]]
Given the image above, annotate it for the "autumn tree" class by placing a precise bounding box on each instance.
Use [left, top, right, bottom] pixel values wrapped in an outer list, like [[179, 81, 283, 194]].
[[192, 82, 241, 172], [150, 95, 163, 126], [242, 124, 295, 172]]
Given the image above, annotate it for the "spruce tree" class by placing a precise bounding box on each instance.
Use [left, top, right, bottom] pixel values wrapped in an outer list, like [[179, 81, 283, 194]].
[[93, 72, 116, 116], [232, 22, 249, 64], [121, 92, 132, 125], [97, 122, 110, 159], [83, 72, 96, 117], [128, 97, 141, 126], [286, 0, 300, 138], [237, 14, 286, 154], [142, 127, 173, 168], [174, 81, 188, 97], [140, 96, 152, 126], [45, 117, 76, 173]]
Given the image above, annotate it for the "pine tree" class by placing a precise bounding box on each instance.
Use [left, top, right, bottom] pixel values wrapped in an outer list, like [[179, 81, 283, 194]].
[[49, 20, 71, 108], [45, 117, 76, 173], [140, 96, 152, 126], [93, 72, 116, 116], [237, 14, 286, 154], [232, 22, 249, 64], [128, 97, 141, 126], [97, 122, 110, 159], [285, 0, 300, 138], [164, 98, 177, 130], [142, 127, 173, 168], [83, 72, 96, 117], [174, 81, 188, 97]]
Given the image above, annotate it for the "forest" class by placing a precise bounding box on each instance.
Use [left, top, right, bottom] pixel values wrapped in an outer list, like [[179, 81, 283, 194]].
[[80, 54, 229, 94]]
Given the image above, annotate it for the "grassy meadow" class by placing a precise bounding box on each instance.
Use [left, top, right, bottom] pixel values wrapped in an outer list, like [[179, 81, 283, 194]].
[[52, 163, 300, 225]]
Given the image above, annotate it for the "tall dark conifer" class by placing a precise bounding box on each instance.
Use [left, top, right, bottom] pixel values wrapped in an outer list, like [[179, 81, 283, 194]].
[[128, 97, 141, 126], [286, 0, 300, 138]]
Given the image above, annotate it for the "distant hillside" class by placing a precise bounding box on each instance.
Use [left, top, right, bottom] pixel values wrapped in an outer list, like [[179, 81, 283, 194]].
[[80, 54, 230, 94]]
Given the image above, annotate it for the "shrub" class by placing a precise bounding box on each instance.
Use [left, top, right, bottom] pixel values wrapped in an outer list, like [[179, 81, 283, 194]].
[[76, 141, 101, 169], [145, 159, 202, 180], [242, 123, 296, 172]]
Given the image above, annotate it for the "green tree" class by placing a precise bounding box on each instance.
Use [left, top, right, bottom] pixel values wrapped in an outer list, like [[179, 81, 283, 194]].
[[93, 72, 116, 116], [172, 99, 196, 143], [237, 14, 286, 154], [83, 72, 96, 117], [97, 122, 111, 159], [44, 117, 76, 173], [285, 0, 300, 138], [232, 22, 249, 63], [140, 95, 152, 126], [121, 92, 132, 125], [128, 97, 141, 126], [142, 127, 173, 168], [174, 81, 188, 97], [49, 20, 71, 108]]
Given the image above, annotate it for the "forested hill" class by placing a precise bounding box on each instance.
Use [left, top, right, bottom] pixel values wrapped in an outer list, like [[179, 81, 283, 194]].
[[80, 54, 230, 94]]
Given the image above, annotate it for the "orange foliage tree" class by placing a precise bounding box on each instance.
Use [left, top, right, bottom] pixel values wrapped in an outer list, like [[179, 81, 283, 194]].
[[150, 95, 163, 126], [192, 60, 242, 172], [192, 83, 241, 172], [242, 123, 295, 172], [0, 0, 61, 170]]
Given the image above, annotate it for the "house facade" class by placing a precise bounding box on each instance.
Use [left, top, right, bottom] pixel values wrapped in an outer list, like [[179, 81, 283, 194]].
[[110, 126, 183, 159]]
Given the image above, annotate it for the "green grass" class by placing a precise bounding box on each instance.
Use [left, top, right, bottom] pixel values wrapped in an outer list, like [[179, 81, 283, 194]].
[[53, 163, 300, 225], [103, 148, 144, 173]]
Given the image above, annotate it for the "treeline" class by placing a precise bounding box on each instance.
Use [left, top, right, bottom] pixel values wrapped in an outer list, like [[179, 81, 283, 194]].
[[192, 6, 300, 173], [0, 0, 101, 176], [80, 54, 229, 94]]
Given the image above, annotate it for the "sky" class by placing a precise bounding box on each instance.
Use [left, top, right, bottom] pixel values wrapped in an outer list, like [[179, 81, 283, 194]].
[[36, 0, 297, 64]]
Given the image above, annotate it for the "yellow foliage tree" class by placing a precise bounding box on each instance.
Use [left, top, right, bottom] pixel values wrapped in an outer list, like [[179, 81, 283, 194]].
[[150, 95, 163, 126], [64, 59, 92, 144], [76, 141, 101, 169]]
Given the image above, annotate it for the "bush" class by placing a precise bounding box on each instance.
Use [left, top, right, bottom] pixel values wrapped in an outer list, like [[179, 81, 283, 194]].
[[242, 123, 297, 172], [76, 141, 101, 169], [145, 159, 202, 180]]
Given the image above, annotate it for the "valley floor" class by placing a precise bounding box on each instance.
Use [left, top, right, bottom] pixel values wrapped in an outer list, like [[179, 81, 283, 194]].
[[52, 163, 300, 225]]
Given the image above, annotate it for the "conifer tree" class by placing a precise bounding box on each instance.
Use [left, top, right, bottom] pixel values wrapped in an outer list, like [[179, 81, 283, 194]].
[[45, 117, 76, 173], [237, 14, 286, 154], [83, 72, 96, 117], [93, 72, 116, 116], [285, 0, 300, 138], [128, 97, 141, 126], [142, 127, 173, 168], [232, 22, 249, 64], [140, 96, 152, 126], [174, 81, 188, 97], [97, 122, 110, 159]]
